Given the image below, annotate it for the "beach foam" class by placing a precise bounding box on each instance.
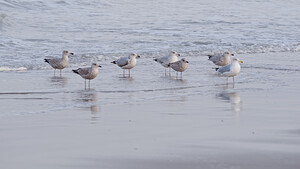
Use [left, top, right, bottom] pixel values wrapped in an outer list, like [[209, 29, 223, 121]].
[[0, 66, 27, 71]]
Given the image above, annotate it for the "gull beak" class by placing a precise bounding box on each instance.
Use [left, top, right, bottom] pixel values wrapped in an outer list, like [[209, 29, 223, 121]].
[[70, 53, 74, 55], [231, 54, 234, 56], [99, 65, 102, 68], [239, 60, 243, 63], [178, 54, 180, 56], [137, 55, 141, 58], [186, 61, 189, 63]]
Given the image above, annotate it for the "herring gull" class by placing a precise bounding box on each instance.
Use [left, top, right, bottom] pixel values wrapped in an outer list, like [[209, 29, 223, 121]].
[[111, 53, 140, 77], [216, 58, 243, 84], [154, 51, 179, 75], [44, 50, 74, 75], [168, 58, 189, 79], [72, 63, 101, 89], [208, 52, 234, 67]]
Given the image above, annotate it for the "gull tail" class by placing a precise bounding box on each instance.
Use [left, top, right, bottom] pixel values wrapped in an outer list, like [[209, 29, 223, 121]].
[[111, 61, 116, 64], [72, 69, 79, 74], [154, 58, 158, 62], [44, 59, 49, 63], [167, 63, 171, 67], [207, 55, 212, 60], [215, 68, 219, 71]]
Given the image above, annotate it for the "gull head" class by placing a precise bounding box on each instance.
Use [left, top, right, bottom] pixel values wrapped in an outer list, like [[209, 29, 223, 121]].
[[129, 53, 140, 59], [63, 50, 74, 56], [233, 58, 243, 63], [92, 63, 102, 68], [171, 51, 180, 56], [224, 51, 234, 56], [181, 58, 189, 63]]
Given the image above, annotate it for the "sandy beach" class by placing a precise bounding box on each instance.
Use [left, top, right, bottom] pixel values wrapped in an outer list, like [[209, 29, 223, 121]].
[[0, 52, 299, 169]]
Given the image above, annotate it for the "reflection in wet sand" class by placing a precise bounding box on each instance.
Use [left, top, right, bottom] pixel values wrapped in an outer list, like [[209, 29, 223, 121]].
[[77, 89, 100, 123], [49, 76, 68, 87], [217, 91, 242, 113], [119, 76, 135, 82]]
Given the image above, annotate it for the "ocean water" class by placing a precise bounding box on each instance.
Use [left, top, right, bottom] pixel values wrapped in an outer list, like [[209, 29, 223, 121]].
[[0, 0, 300, 69]]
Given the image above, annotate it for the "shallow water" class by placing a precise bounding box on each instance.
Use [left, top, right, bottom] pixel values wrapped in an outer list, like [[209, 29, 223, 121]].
[[0, 52, 299, 116], [0, 53, 299, 169], [0, 0, 300, 69]]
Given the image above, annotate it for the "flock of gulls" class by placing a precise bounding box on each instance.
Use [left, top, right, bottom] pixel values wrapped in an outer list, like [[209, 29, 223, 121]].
[[44, 50, 243, 88]]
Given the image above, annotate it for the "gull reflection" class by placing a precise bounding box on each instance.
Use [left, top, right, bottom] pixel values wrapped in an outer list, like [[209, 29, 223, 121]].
[[217, 91, 242, 112], [77, 89, 100, 123], [0, 14, 7, 30], [50, 76, 68, 87]]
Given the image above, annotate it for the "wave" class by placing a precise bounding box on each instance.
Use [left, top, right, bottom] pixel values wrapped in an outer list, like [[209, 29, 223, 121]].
[[0, 66, 27, 71], [243, 65, 300, 72]]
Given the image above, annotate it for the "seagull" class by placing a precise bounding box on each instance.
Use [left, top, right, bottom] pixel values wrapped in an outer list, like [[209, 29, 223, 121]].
[[44, 50, 74, 75], [154, 51, 179, 75], [111, 53, 140, 77], [208, 52, 234, 67], [168, 58, 189, 79], [72, 63, 101, 89], [216, 58, 243, 84]]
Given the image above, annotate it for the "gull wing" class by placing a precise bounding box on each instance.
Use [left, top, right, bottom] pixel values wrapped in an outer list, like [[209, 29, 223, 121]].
[[217, 64, 231, 74], [47, 58, 61, 68], [169, 61, 181, 70], [156, 56, 168, 64], [77, 67, 90, 76], [117, 57, 129, 67]]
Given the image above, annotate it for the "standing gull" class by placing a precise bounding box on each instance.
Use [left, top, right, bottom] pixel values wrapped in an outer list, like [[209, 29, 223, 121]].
[[111, 53, 140, 77], [168, 58, 189, 79], [154, 51, 179, 75], [72, 63, 101, 89], [208, 52, 234, 67], [216, 58, 243, 84], [44, 50, 74, 75]]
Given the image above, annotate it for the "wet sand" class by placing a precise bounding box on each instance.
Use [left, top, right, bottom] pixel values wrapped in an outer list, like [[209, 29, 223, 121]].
[[0, 52, 300, 169]]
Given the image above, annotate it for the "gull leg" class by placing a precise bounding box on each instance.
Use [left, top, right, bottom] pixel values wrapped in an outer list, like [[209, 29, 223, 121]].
[[181, 72, 183, 79], [129, 69, 130, 77], [60, 69, 62, 76], [89, 80, 90, 89], [233, 77, 235, 88], [176, 72, 178, 79], [169, 67, 171, 76], [123, 70, 125, 77], [54, 69, 56, 76], [85, 80, 86, 89], [165, 68, 166, 76]]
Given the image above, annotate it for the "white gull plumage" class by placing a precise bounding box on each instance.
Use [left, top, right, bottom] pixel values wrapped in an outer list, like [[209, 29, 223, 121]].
[[154, 51, 179, 75], [216, 57, 243, 84], [111, 53, 140, 77]]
